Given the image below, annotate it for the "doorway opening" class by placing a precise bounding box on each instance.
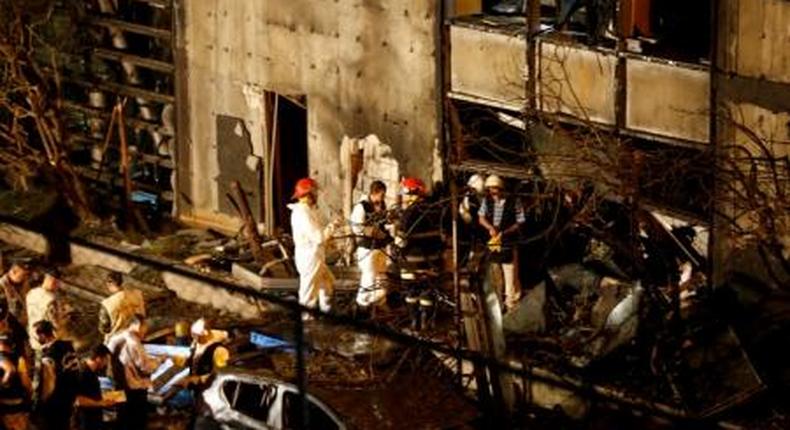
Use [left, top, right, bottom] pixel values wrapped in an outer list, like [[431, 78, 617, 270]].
[[264, 92, 308, 233]]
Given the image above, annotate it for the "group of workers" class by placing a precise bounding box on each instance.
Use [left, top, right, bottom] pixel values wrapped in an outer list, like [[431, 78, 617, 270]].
[[289, 176, 442, 327], [0, 262, 229, 429], [289, 172, 526, 328]]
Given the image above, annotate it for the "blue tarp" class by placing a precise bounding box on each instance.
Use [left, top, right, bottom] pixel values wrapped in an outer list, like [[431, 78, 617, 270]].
[[144, 343, 191, 357], [250, 331, 292, 350]]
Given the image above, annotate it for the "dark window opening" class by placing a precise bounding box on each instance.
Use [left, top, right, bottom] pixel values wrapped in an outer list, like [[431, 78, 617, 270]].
[[630, 138, 713, 219], [454, 0, 712, 63], [265, 92, 308, 233], [454, 101, 532, 166]]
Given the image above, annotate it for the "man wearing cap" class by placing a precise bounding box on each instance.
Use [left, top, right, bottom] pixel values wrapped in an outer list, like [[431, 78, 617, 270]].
[[350, 180, 392, 311], [98, 270, 145, 344], [459, 174, 486, 261], [478, 175, 525, 312], [0, 261, 31, 326], [288, 178, 335, 317], [26, 269, 69, 351]]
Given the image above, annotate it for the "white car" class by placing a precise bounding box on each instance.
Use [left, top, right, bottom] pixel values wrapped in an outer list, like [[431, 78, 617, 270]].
[[198, 370, 345, 430]]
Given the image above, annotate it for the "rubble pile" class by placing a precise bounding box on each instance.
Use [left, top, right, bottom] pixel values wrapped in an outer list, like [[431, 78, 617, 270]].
[[477, 207, 770, 422]]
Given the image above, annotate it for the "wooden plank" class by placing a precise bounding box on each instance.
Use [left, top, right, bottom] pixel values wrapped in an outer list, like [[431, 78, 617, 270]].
[[65, 77, 175, 104], [89, 16, 172, 39], [133, 0, 171, 7], [63, 101, 174, 137], [67, 135, 174, 169], [94, 47, 175, 74]]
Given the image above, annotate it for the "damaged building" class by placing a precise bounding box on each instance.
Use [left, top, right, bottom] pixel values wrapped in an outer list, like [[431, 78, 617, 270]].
[[0, 0, 788, 428]]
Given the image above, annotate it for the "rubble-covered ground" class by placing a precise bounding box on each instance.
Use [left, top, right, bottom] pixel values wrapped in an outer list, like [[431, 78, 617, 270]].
[[0, 237, 478, 429]]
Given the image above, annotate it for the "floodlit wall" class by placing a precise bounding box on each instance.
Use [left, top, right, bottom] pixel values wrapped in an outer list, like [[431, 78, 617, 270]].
[[714, 0, 790, 288], [625, 59, 710, 143], [449, 24, 711, 144], [179, 1, 440, 226]]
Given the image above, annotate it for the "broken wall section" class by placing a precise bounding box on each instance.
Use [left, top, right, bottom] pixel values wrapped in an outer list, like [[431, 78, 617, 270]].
[[180, 0, 441, 229], [714, 0, 790, 289], [340, 135, 401, 217]]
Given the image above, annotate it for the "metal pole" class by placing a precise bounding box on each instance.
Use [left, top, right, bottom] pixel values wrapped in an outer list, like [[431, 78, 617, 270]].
[[707, 0, 721, 286], [117, 101, 134, 223], [526, 0, 541, 113], [450, 177, 463, 386], [293, 308, 308, 429], [267, 94, 279, 236]]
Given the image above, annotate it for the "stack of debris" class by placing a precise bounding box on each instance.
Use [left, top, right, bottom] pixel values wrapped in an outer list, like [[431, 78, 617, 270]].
[[470, 207, 767, 421]]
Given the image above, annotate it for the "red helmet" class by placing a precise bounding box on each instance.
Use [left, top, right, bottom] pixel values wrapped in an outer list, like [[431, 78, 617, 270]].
[[292, 177, 318, 199], [400, 177, 426, 196]]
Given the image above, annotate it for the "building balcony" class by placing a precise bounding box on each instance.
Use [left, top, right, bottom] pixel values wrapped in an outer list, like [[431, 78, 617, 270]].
[[448, 17, 711, 146]]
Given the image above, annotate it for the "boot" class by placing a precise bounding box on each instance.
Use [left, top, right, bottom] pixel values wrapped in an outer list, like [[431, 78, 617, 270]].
[[419, 295, 435, 331], [405, 295, 421, 331]]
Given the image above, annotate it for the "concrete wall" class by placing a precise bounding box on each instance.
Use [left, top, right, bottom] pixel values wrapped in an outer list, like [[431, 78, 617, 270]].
[[449, 24, 526, 111], [714, 0, 790, 287], [720, 0, 790, 85], [539, 41, 617, 125], [180, 1, 440, 225], [626, 59, 710, 143], [448, 25, 711, 143]]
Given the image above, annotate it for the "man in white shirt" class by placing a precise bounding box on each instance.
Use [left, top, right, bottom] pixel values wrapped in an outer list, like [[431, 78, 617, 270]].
[[26, 269, 69, 351], [350, 180, 391, 311], [107, 315, 162, 430]]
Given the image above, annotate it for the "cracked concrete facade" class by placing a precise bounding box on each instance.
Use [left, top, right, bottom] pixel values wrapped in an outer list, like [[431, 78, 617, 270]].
[[178, 1, 441, 228]]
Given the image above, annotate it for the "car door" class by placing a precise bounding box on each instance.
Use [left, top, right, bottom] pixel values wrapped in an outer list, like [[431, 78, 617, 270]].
[[280, 388, 345, 430], [218, 377, 282, 429]]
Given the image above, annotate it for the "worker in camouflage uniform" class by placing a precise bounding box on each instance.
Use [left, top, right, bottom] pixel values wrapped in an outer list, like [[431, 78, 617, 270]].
[[26, 269, 70, 351], [98, 270, 145, 344], [0, 260, 32, 327]]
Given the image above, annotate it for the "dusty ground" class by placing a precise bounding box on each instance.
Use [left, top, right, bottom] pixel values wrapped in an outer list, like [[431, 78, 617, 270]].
[[0, 239, 478, 429]]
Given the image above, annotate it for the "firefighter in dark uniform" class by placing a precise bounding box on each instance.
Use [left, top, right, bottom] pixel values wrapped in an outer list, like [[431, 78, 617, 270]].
[[394, 177, 445, 332]]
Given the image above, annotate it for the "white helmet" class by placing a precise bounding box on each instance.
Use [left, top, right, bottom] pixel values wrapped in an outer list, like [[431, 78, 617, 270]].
[[467, 174, 485, 194], [484, 175, 504, 189], [190, 318, 208, 337]]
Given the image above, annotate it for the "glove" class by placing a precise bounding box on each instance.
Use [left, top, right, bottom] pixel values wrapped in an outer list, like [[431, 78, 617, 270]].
[[487, 234, 502, 252]]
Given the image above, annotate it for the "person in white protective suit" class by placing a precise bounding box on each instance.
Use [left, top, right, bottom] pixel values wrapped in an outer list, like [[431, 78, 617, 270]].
[[288, 178, 335, 318], [350, 180, 392, 310]]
